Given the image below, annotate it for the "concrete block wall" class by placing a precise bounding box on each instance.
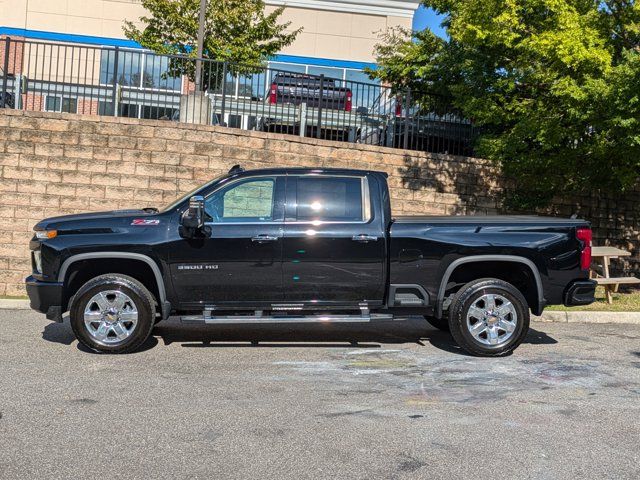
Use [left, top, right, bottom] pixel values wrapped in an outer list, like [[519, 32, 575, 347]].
[[0, 109, 638, 296]]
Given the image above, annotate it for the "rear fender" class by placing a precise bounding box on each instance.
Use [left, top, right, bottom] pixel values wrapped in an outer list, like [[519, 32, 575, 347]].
[[435, 255, 545, 318]]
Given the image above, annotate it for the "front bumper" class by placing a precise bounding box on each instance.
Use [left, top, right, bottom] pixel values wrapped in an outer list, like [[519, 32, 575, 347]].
[[563, 279, 597, 307], [25, 275, 64, 322]]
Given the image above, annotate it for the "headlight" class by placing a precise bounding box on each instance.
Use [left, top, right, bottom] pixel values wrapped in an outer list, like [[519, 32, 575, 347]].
[[33, 250, 42, 274], [35, 230, 57, 239]]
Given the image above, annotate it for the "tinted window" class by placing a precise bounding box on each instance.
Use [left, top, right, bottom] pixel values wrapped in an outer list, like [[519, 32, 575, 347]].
[[206, 178, 275, 223], [45, 96, 60, 112], [296, 177, 364, 222], [273, 73, 336, 88], [62, 98, 78, 113]]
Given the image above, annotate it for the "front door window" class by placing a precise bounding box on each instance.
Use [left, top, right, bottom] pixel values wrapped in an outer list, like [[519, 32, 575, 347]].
[[206, 178, 276, 223]]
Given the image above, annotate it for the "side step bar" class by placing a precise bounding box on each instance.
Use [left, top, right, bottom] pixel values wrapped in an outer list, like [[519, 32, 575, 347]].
[[180, 311, 394, 325]]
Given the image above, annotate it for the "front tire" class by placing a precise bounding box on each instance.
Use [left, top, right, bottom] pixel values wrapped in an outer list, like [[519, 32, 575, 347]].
[[69, 274, 156, 354], [448, 278, 529, 357]]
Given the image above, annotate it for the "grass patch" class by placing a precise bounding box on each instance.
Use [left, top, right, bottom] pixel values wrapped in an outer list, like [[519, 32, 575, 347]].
[[547, 287, 640, 312], [0, 295, 29, 300]]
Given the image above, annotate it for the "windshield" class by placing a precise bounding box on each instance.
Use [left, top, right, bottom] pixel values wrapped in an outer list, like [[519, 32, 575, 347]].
[[159, 174, 227, 213]]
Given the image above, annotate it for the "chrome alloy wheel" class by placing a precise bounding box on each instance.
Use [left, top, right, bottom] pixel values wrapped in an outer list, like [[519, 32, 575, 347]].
[[83, 290, 139, 345], [466, 293, 518, 347]]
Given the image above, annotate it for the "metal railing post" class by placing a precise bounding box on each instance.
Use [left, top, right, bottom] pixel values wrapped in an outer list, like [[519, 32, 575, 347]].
[[316, 74, 324, 139], [403, 87, 411, 150], [221, 61, 227, 125], [1, 37, 10, 108], [111, 46, 119, 116]]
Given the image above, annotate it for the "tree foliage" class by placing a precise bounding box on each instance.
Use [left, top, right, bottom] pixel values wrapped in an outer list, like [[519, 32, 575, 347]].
[[370, 1, 640, 208], [124, 0, 300, 88]]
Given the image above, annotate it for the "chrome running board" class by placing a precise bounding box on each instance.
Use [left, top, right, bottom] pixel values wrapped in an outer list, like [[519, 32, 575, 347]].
[[180, 310, 394, 325]]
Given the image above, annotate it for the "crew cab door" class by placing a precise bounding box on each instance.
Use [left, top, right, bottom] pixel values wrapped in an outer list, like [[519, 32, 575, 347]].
[[282, 174, 386, 308], [170, 175, 285, 308]]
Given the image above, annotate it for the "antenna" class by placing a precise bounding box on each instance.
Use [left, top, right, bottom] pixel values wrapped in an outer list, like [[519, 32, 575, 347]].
[[228, 164, 244, 175]]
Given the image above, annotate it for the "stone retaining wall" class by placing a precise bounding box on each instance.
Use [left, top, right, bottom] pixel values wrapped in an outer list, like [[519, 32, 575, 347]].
[[0, 109, 638, 296]]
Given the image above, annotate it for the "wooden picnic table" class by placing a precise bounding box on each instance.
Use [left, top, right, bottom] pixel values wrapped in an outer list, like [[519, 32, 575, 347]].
[[591, 246, 640, 304]]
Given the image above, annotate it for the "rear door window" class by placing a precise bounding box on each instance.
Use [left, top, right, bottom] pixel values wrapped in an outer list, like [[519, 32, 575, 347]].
[[295, 176, 368, 222]]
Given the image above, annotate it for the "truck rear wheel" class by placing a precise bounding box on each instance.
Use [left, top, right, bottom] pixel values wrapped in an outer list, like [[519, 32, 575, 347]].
[[69, 274, 156, 354], [448, 278, 529, 357]]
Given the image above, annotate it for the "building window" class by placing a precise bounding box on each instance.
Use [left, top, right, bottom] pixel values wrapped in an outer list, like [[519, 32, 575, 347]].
[[307, 66, 343, 80], [345, 69, 380, 110], [99, 49, 181, 91], [269, 62, 307, 76], [98, 101, 114, 116], [45, 95, 78, 113], [141, 105, 177, 120]]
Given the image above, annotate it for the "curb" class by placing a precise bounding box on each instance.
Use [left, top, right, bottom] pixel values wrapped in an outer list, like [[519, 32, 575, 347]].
[[0, 299, 30, 310], [533, 311, 640, 325]]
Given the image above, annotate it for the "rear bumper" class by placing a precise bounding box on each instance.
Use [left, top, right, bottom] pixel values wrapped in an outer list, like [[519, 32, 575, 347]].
[[25, 275, 64, 322], [563, 280, 597, 307]]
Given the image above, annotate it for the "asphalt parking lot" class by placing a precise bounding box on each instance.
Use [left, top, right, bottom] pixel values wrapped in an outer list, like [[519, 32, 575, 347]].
[[0, 310, 639, 479]]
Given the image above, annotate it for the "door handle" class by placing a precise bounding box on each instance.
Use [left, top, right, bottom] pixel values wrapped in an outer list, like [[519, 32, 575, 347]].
[[352, 234, 378, 243], [252, 235, 279, 243]]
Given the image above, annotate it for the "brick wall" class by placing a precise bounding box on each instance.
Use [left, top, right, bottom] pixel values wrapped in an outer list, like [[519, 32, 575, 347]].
[[1, 109, 639, 296], [0, 36, 24, 75]]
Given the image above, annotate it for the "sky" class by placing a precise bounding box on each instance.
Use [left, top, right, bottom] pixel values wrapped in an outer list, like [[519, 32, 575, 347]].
[[412, 5, 447, 38]]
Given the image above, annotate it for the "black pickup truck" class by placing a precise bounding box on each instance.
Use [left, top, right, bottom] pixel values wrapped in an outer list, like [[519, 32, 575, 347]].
[[25, 166, 596, 356]]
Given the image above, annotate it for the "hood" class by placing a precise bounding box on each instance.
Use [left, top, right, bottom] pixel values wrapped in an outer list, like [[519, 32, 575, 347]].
[[34, 209, 159, 231]]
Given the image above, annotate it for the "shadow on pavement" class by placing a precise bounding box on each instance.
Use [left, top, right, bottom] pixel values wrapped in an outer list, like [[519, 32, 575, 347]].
[[76, 336, 159, 354], [154, 316, 430, 349], [42, 317, 75, 345], [525, 328, 558, 345], [41, 316, 158, 354], [42, 316, 558, 356]]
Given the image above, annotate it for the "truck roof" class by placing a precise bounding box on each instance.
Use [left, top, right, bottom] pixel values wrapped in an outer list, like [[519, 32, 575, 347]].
[[231, 167, 388, 178]]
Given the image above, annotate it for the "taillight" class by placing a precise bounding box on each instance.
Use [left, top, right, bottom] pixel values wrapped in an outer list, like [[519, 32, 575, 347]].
[[576, 227, 592, 270], [345, 90, 352, 112], [269, 83, 277, 104], [395, 96, 403, 117]]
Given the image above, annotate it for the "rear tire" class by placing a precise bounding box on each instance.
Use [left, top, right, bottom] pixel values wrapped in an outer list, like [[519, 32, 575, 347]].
[[424, 316, 450, 332], [69, 274, 156, 354], [448, 278, 529, 357]]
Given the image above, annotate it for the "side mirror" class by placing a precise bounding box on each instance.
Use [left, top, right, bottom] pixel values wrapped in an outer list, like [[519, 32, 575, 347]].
[[180, 196, 210, 238], [182, 195, 205, 229]]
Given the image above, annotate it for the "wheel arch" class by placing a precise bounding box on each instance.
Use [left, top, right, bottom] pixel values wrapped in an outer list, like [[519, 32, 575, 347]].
[[58, 253, 167, 315], [435, 255, 544, 318]]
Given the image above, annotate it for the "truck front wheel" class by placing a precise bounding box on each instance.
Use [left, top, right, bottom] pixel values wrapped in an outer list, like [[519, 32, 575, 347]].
[[447, 278, 530, 357], [69, 274, 156, 354]]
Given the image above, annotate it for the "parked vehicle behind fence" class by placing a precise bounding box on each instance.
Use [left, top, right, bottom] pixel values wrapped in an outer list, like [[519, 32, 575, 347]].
[[0, 91, 14, 109], [268, 72, 353, 112]]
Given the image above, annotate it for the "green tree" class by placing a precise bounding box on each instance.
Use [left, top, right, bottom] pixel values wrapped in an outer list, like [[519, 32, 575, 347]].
[[370, 1, 640, 208], [124, 0, 301, 89]]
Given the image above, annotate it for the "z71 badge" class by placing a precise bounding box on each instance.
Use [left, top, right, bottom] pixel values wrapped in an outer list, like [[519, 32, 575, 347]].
[[131, 219, 160, 226]]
